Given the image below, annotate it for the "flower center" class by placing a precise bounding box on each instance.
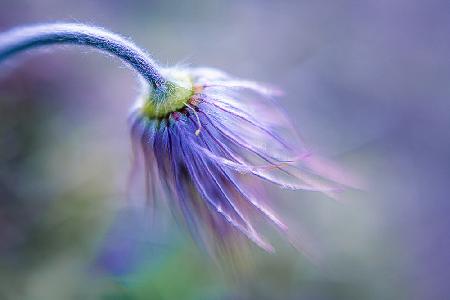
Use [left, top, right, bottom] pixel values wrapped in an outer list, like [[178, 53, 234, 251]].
[[141, 69, 194, 119]]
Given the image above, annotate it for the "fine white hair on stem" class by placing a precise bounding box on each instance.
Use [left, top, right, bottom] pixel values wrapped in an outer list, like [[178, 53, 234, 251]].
[[0, 23, 166, 90]]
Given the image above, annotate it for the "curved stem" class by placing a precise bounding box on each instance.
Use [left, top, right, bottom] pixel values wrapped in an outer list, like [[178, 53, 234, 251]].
[[0, 23, 166, 91]]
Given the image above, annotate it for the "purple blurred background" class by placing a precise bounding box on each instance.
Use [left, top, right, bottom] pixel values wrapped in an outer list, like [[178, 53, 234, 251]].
[[0, 0, 449, 299]]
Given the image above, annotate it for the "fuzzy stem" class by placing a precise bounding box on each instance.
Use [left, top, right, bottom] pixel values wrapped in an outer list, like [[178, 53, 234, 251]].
[[0, 23, 166, 91]]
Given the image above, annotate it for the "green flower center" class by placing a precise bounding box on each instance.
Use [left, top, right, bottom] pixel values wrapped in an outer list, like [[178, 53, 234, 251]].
[[141, 69, 194, 119]]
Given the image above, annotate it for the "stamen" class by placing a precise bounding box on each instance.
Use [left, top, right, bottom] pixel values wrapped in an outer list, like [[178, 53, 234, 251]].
[[189, 94, 202, 106], [193, 85, 204, 94], [184, 102, 202, 136]]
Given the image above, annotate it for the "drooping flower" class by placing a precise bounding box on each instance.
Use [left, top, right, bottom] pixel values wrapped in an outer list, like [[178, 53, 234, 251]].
[[0, 23, 344, 256], [129, 67, 341, 253]]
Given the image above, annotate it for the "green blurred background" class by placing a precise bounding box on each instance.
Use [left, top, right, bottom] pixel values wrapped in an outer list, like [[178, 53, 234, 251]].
[[1, 0, 449, 299]]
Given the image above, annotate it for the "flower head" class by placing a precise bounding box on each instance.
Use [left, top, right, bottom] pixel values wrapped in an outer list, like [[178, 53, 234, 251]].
[[129, 67, 340, 254], [0, 23, 345, 256]]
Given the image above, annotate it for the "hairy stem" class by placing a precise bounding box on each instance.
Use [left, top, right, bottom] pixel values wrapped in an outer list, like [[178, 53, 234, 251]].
[[0, 23, 166, 91]]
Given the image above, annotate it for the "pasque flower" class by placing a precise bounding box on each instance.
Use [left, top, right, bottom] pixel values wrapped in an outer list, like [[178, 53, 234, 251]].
[[0, 23, 342, 254]]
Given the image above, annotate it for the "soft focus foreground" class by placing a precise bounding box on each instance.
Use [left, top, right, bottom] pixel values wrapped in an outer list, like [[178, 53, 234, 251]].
[[0, 1, 449, 299]]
